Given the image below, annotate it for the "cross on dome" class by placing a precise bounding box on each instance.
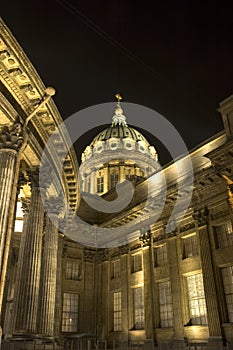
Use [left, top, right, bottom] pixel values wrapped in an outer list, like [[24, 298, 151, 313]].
[[112, 93, 127, 127]]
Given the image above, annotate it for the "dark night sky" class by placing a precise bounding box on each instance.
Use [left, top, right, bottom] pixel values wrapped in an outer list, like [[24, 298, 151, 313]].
[[1, 0, 233, 165]]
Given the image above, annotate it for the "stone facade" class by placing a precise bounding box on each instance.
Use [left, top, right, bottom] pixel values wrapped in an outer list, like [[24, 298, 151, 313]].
[[1, 17, 233, 350]]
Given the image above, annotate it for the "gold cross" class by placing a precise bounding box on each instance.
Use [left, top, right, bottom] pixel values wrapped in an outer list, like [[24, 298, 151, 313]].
[[115, 93, 122, 102]]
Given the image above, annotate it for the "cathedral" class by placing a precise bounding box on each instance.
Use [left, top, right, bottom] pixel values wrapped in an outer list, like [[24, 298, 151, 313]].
[[1, 17, 233, 350]]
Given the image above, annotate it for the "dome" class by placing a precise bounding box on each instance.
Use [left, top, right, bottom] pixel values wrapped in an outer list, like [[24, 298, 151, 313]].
[[90, 124, 150, 148], [79, 95, 159, 195]]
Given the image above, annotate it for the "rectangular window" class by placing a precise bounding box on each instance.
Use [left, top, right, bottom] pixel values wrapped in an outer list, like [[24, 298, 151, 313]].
[[133, 287, 144, 329], [97, 176, 104, 193], [113, 291, 122, 331], [131, 253, 142, 273], [154, 244, 168, 266], [215, 221, 233, 248], [221, 266, 233, 322], [62, 293, 79, 332], [65, 261, 81, 280], [158, 280, 173, 327], [111, 260, 120, 279], [110, 174, 119, 189], [182, 234, 199, 259], [187, 273, 207, 325]]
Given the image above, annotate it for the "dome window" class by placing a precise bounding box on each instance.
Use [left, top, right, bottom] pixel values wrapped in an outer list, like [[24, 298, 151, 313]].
[[140, 146, 145, 152], [97, 146, 102, 152], [126, 143, 132, 149], [111, 143, 117, 149]]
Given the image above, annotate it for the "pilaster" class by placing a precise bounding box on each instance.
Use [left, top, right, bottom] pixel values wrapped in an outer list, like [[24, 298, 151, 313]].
[[167, 237, 185, 342], [140, 231, 155, 340], [193, 208, 223, 345]]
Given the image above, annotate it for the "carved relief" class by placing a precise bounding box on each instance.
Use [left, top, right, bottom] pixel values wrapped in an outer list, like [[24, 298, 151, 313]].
[[96, 249, 109, 263], [84, 249, 96, 263], [192, 207, 209, 226], [139, 230, 151, 247], [0, 117, 24, 150]]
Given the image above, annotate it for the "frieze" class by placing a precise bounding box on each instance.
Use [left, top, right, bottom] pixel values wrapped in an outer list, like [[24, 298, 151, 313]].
[[211, 209, 230, 221], [179, 222, 196, 233], [153, 233, 166, 242], [110, 249, 120, 259], [130, 243, 141, 251], [119, 244, 129, 255], [84, 249, 96, 263], [96, 249, 109, 263]]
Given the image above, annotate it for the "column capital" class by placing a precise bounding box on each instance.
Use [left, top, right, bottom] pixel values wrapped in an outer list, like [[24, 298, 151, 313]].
[[17, 171, 27, 194], [21, 198, 31, 216], [139, 230, 151, 247], [0, 117, 25, 151], [96, 249, 109, 263], [192, 207, 209, 227], [44, 196, 64, 218], [27, 166, 51, 190]]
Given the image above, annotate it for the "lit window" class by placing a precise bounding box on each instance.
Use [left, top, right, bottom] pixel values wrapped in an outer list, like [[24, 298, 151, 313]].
[[113, 291, 122, 331], [131, 253, 142, 273], [62, 293, 79, 332], [158, 280, 173, 327], [187, 273, 207, 325], [133, 287, 144, 329], [65, 261, 81, 280], [110, 174, 119, 189], [111, 260, 120, 279], [214, 221, 233, 248], [97, 176, 104, 193], [14, 201, 24, 233], [182, 234, 199, 259], [154, 244, 168, 266], [221, 266, 233, 322]]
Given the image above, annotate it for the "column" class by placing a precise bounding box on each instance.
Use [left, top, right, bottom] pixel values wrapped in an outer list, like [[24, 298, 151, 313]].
[[90, 168, 96, 194], [11, 198, 30, 334], [193, 208, 223, 346], [13, 168, 45, 333], [140, 231, 155, 341], [0, 119, 25, 338], [38, 197, 63, 337], [167, 237, 185, 344], [120, 245, 129, 342], [54, 231, 64, 340], [0, 120, 24, 275]]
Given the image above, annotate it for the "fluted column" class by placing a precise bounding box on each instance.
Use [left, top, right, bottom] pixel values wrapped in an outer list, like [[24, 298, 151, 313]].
[[0, 119, 24, 275], [140, 231, 155, 341], [38, 197, 63, 337], [11, 198, 30, 333], [193, 208, 223, 345], [14, 169, 45, 333]]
